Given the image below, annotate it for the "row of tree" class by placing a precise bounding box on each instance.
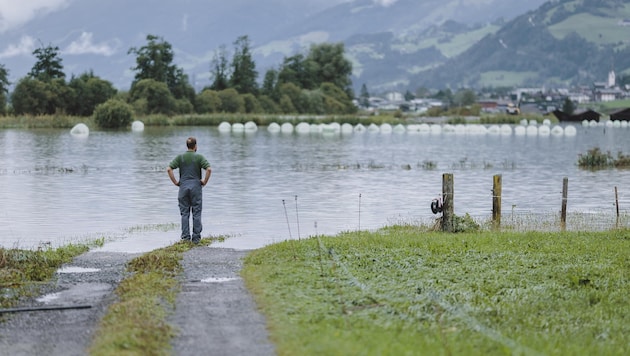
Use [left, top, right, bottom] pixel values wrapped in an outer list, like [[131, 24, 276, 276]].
[[0, 34, 357, 119]]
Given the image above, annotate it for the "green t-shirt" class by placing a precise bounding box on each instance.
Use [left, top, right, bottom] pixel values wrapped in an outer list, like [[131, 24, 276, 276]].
[[169, 151, 210, 182]]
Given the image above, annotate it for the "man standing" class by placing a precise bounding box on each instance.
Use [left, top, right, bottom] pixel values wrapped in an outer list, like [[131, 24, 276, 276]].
[[167, 137, 212, 243]]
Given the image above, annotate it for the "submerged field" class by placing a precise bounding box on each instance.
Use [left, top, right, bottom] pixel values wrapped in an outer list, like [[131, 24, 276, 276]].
[[242, 227, 629, 355]]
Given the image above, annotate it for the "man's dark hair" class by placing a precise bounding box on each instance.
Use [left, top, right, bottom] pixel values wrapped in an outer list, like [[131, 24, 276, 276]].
[[186, 137, 197, 149]]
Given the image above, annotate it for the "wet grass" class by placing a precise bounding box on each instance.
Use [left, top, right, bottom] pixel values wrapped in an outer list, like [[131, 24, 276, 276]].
[[0, 115, 95, 129], [0, 239, 103, 309], [125, 223, 179, 233], [88, 238, 216, 356], [578, 147, 630, 170], [242, 227, 630, 355]]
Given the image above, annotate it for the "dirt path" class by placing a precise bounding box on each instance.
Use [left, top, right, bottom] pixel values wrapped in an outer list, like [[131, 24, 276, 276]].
[[0, 247, 275, 356], [169, 247, 275, 356]]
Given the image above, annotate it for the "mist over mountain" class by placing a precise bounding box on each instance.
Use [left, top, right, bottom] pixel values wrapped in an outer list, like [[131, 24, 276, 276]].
[[0, 0, 553, 93]]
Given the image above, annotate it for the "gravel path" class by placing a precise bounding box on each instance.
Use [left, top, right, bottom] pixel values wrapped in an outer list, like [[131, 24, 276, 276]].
[[0, 247, 275, 356], [169, 247, 275, 356], [0, 251, 136, 356]]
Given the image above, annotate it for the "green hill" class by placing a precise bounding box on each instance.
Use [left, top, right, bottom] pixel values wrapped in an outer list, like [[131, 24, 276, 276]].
[[415, 0, 630, 89], [349, 0, 630, 90]]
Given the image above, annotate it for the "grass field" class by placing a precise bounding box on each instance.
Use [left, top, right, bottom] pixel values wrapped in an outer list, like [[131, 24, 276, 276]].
[[242, 227, 629, 355], [478, 71, 541, 88], [548, 6, 630, 48]]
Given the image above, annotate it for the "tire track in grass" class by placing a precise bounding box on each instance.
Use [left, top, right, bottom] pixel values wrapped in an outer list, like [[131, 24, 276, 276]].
[[319, 236, 543, 356]]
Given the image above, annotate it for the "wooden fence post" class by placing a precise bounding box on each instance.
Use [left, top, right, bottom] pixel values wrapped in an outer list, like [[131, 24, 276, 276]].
[[492, 175, 502, 229], [615, 186, 620, 218], [442, 173, 454, 232], [615, 186, 620, 227], [561, 177, 568, 230]]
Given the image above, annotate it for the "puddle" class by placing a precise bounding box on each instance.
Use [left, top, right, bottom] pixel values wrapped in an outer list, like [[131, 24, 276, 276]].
[[37, 292, 61, 303], [35, 283, 112, 305], [57, 266, 100, 273], [200, 277, 239, 283]]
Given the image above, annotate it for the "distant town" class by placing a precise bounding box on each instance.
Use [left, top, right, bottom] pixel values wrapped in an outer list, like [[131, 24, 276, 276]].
[[361, 70, 629, 119]]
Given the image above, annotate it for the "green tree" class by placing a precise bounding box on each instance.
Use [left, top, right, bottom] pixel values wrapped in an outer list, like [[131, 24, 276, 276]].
[[229, 35, 258, 95], [173, 97, 194, 114], [11, 77, 48, 115], [217, 88, 244, 113], [67, 71, 117, 116], [320, 82, 356, 114], [11, 77, 70, 115], [278, 94, 296, 114], [128, 79, 176, 115], [432, 89, 454, 108], [306, 42, 353, 97], [241, 93, 262, 113], [304, 90, 325, 115], [562, 97, 576, 115], [128, 34, 176, 85], [279, 82, 308, 113], [359, 84, 370, 108], [261, 68, 279, 101], [195, 89, 222, 114], [0, 64, 9, 114], [93, 99, 134, 129], [453, 89, 477, 107], [128, 34, 193, 102], [258, 95, 280, 114], [278, 54, 312, 89], [170, 68, 195, 103], [209, 45, 230, 91], [29, 43, 65, 81]]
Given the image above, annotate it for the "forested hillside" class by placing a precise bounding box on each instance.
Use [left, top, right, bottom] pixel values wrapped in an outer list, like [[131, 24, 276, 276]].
[[407, 0, 630, 89]]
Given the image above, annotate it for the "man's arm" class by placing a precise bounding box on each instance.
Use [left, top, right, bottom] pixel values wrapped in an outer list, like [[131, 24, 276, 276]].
[[201, 167, 212, 186], [167, 167, 179, 186]]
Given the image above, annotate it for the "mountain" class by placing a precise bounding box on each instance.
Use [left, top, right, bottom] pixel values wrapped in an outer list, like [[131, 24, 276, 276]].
[[0, 0, 550, 92], [254, 0, 548, 91], [411, 0, 630, 89]]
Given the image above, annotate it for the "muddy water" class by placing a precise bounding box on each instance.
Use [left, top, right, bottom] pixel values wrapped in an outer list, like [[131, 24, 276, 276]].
[[1, 124, 629, 250]]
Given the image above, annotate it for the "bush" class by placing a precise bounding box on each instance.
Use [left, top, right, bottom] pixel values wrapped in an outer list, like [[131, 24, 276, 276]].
[[577, 147, 613, 169], [452, 213, 481, 232], [93, 99, 134, 129]]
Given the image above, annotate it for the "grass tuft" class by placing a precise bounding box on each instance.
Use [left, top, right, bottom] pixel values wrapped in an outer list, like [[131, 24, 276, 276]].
[[578, 147, 630, 170]]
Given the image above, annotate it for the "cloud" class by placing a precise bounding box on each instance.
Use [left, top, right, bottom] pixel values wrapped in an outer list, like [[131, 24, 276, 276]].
[[373, 0, 398, 7], [0, 0, 71, 33], [64, 32, 119, 56], [0, 35, 36, 58], [182, 14, 189, 32]]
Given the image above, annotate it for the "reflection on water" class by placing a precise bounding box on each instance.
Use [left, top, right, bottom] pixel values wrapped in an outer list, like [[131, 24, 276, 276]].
[[1, 124, 629, 250]]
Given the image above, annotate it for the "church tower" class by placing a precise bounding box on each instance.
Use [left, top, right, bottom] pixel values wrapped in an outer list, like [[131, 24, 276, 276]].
[[608, 70, 616, 88]]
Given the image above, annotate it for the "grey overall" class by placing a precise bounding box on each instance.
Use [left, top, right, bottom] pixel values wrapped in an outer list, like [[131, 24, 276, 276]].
[[170, 151, 210, 241], [179, 180, 203, 241]]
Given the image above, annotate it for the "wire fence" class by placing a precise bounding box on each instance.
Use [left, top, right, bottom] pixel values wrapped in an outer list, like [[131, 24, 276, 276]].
[[425, 174, 630, 233]]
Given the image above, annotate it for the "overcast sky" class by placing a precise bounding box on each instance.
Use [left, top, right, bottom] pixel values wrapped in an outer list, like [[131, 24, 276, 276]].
[[0, 0, 71, 33], [0, 0, 405, 34], [0, 0, 394, 60]]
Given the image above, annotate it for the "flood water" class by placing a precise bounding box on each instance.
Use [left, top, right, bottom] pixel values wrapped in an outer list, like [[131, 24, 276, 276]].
[[1, 122, 629, 251]]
